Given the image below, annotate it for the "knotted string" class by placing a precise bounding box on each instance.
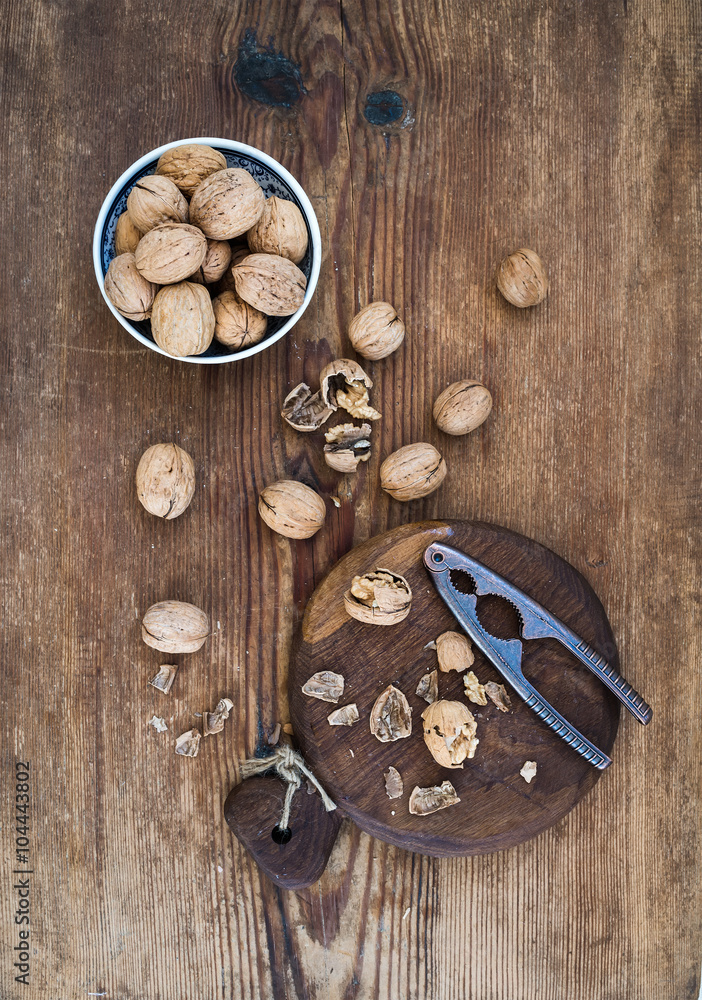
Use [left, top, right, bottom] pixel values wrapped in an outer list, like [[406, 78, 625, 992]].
[[240, 745, 337, 832]]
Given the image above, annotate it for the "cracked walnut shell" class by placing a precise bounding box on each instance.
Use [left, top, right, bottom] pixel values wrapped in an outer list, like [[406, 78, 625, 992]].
[[324, 423, 372, 473], [380, 443, 447, 501], [433, 380, 493, 436], [190, 168, 265, 240], [436, 631, 475, 673], [134, 223, 207, 284], [409, 781, 460, 816], [136, 443, 195, 519], [327, 703, 359, 726], [258, 480, 326, 539], [302, 671, 345, 703], [422, 700, 478, 768], [370, 684, 412, 742], [151, 281, 215, 357], [155, 144, 227, 198], [384, 767, 404, 799], [126, 175, 189, 234], [320, 359, 381, 421], [203, 698, 234, 736], [104, 253, 157, 321], [348, 301, 405, 360], [281, 383, 335, 432], [232, 253, 307, 316], [142, 601, 210, 653], [344, 569, 412, 626], [212, 290, 267, 350], [496, 248, 548, 307], [246, 196, 308, 264]]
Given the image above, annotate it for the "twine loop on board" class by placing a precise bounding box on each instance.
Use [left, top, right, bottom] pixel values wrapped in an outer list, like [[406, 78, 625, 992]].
[[240, 745, 337, 833]]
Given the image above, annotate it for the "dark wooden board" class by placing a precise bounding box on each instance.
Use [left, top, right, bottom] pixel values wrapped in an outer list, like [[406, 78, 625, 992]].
[[290, 520, 620, 856]]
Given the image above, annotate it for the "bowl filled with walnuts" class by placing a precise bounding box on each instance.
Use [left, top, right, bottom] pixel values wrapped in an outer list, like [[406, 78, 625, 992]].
[[93, 137, 321, 363]]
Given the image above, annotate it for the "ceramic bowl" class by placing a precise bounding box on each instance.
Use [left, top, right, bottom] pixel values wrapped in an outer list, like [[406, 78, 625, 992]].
[[93, 137, 321, 364]]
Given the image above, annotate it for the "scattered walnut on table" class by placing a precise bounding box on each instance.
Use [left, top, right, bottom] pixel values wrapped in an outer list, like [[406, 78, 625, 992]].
[[142, 600, 210, 654], [422, 700, 479, 768], [379, 443, 447, 501], [495, 248, 548, 308], [409, 781, 461, 816], [302, 671, 345, 703], [343, 568, 412, 626], [370, 685, 412, 742], [415, 669, 439, 705], [327, 703, 360, 726], [258, 480, 326, 539], [485, 681, 512, 712], [384, 766, 404, 800], [348, 301, 405, 360], [463, 670, 487, 705], [433, 380, 493, 436]]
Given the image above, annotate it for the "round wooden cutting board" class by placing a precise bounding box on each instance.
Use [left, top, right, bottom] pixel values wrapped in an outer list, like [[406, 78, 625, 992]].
[[289, 520, 620, 858]]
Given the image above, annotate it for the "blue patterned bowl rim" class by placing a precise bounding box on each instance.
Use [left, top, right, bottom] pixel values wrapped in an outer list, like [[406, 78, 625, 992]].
[[92, 137, 322, 364]]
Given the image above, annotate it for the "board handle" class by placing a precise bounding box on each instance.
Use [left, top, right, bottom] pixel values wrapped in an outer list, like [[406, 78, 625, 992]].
[[224, 775, 342, 890]]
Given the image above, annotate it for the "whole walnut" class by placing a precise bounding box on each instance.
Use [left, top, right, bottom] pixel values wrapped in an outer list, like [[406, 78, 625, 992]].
[[104, 253, 157, 321], [232, 253, 307, 316], [212, 290, 267, 350], [496, 249, 548, 307], [134, 223, 207, 284], [258, 480, 326, 539], [246, 196, 308, 264], [201, 239, 232, 283], [151, 281, 215, 357], [114, 211, 142, 255], [126, 175, 189, 234], [348, 301, 405, 360], [380, 443, 447, 501], [433, 380, 492, 435], [189, 168, 265, 240], [155, 143, 227, 198], [136, 443, 195, 519], [142, 600, 210, 653]]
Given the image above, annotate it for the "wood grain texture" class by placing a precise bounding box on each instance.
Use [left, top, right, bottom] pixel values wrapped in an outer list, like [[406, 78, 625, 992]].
[[0, 1, 699, 998], [291, 519, 620, 857]]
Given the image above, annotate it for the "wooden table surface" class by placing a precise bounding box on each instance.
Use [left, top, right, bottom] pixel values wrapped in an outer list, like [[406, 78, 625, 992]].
[[1, 2, 699, 998]]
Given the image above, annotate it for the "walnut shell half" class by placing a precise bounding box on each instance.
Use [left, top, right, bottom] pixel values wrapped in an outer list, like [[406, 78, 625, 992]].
[[370, 684, 412, 742], [344, 568, 412, 626], [324, 423, 372, 473], [436, 631, 475, 673], [126, 175, 189, 233], [380, 443, 447, 501], [281, 383, 335, 432], [104, 253, 157, 321], [302, 670, 345, 703], [189, 168, 265, 240], [151, 281, 215, 357], [409, 781, 460, 815], [134, 223, 207, 284], [232, 253, 307, 316], [136, 442, 195, 519], [421, 700, 478, 769], [348, 301, 405, 360], [156, 143, 228, 198], [258, 480, 326, 539], [247, 196, 308, 264], [320, 359, 381, 420], [142, 600, 210, 653]]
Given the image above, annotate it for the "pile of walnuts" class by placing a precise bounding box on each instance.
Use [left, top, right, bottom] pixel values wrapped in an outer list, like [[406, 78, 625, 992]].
[[104, 143, 309, 357]]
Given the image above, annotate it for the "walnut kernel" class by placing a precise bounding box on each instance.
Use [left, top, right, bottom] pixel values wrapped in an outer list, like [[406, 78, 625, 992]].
[[422, 700, 478, 768], [344, 569, 412, 626]]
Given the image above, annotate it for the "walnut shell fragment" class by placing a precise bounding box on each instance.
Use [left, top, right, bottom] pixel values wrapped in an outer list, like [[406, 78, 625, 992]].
[[149, 664, 178, 694], [327, 703, 359, 727], [258, 480, 326, 539], [433, 380, 493, 436], [156, 143, 228, 198], [496, 248, 548, 308], [344, 569, 412, 626], [320, 359, 381, 421], [142, 600, 210, 653], [384, 766, 404, 799], [189, 168, 265, 240], [416, 669, 439, 705], [232, 253, 307, 316], [436, 631, 475, 673], [134, 223, 207, 284], [212, 290, 267, 350], [302, 671, 345, 704], [520, 760, 537, 783], [380, 443, 447, 501], [324, 423, 372, 473], [409, 781, 461, 816], [485, 681, 512, 712], [421, 700, 478, 768], [370, 684, 412, 742], [348, 301, 405, 360], [115, 211, 142, 255], [127, 174, 189, 233], [175, 729, 201, 757], [149, 715, 168, 733], [463, 670, 487, 706], [104, 253, 157, 321], [203, 698, 234, 736], [281, 382, 334, 432], [247, 196, 308, 264], [136, 442, 196, 519]]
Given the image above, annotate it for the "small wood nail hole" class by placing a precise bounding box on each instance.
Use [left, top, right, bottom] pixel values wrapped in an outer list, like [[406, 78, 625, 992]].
[[271, 825, 293, 845]]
